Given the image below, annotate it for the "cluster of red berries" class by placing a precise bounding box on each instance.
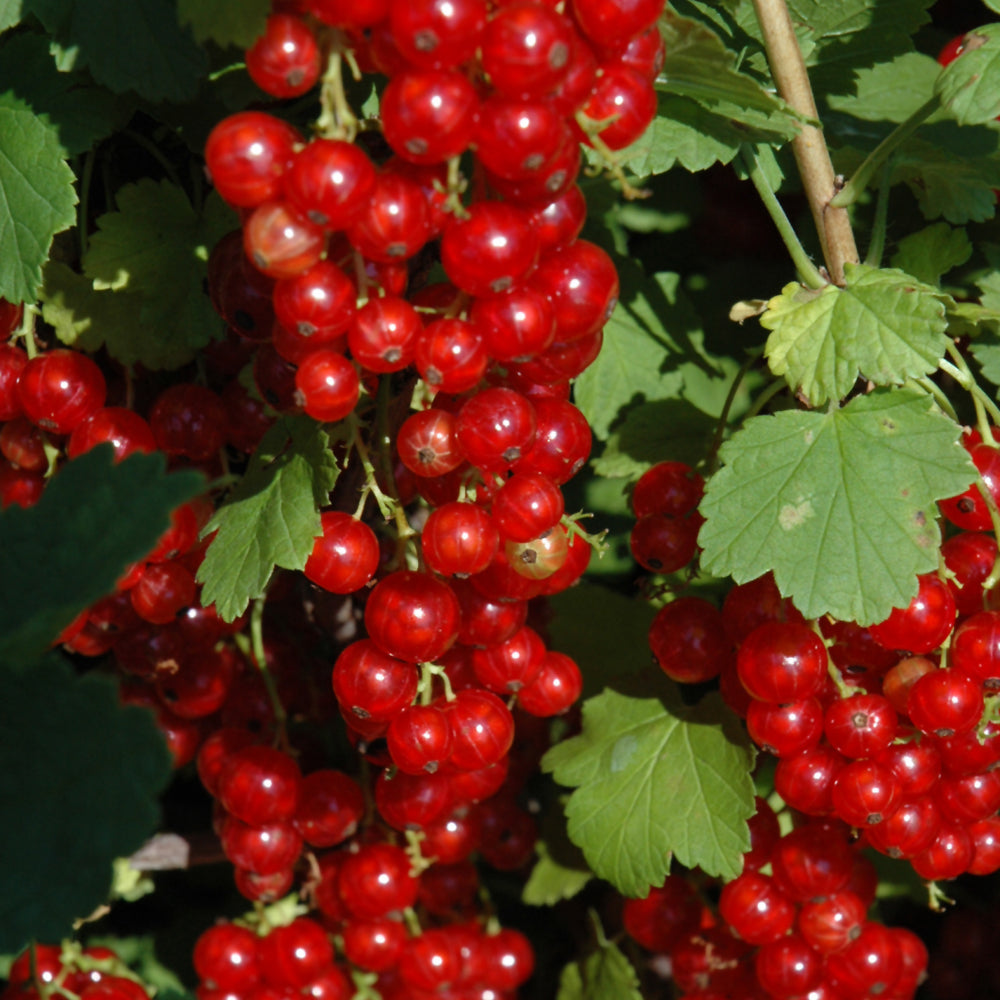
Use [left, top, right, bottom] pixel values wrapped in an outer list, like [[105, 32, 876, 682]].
[[624, 811, 928, 999], [4, 943, 153, 1000]]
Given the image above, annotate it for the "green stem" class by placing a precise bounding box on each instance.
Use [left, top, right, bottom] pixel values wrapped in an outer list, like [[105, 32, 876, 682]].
[[742, 377, 788, 424], [740, 146, 826, 290], [941, 343, 1000, 428], [249, 597, 291, 753], [864, 160, 893, 268], [912, 375, 958, 421], [831, 96, 940, 208], [16, 304, 38, 358], [706, 347, 764, 471], [316, 46, 359, 142], [122, 128, 183, 189], [77, 148, 96, 260]]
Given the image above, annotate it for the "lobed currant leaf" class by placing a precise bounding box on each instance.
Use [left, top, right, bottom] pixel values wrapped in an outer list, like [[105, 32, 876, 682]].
[[762, 263, 949, 406], [556, 915, 643, 1000], [543, 683, 755, 894], [0, 0, 23, 32], [548, 583, 657, 698], [197, 415, 339, 622], [889, 222, 972, 286], [26, 0, 207, 103], [935, 23, 1000, 125], [0, 654, 172, 953], [177, 0, 270, 49], [0, 447, 204, 666], [77, 181, 236, 369], [698, 389, 977, 625], [0, 93, 77, 304], [0, 32, 134, 154]]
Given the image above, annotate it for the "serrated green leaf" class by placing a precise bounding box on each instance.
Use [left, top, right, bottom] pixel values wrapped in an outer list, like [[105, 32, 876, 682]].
[[936, 23, 1000, 125], [655, 12, 802, 140], [547, 583, 658, 699], [557, 925, 643, 1000], [761, 263, 949, 406], [699, 390, 977, 624], [197, 415, 339, 622], [40, 260, 133, 355], [177, 0, 269, 48], [826, 51, 944, 122], [543, 686, 755, 893], [0, 0, 24, 31], [523, 806, 593, 907], [0, 447, 204, 666], [592, 399, 716, 481], [27, 0, 207, 103], [609, 92, 745, 178], [891, 137, 1000, 224], [0, 93, 77, 303], [0, 656, 172, 953], [79, 181, 236, 369], [890, 222, 972, 285], [574, 268, 728, 440], [970, 328, 1000, 387], [0, 32, 133, 153]]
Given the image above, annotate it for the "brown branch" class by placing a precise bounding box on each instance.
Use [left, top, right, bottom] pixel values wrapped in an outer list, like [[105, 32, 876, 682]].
[[751, 0, 859, 285]]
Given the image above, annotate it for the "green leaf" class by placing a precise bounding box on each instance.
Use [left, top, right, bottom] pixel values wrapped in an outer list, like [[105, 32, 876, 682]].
[[826, 51, 944, 122], [970, 328, 1000, 387], [0, 32, 133, 153], [556, 920, 643, 1000], [26, 0, 207, 103], [761, 263, 949, 406], [574, 268, 728, 439], [79, 182, 236, 369], [592, 399, 716, 480], [543, 685, 755, 894], [698, 389, 977, 625], [611, 92, 745, 177], [0, 656, 172, 953], [40, 261, 134, 356], [655, 12, 802, 141], [0, 0, 24, 32], [889, 223, 972, 285], [0, 447, 204, 666], [936, 23, 1000, 125], [523, 804, 593, 907], [0, 93, 77, 303], [547, 582, 658, 699], [197, 415, 339, 622], [177, 0, 269, 49]]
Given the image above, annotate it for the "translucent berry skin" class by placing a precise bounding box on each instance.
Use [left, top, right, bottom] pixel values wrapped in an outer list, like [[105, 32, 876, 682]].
[[826, 923, 903, 999], [246, 14, 321, 99], [446, 688, 515, 770], [492, 472, 564, 542], [386, 703, 453, 774], [629, 511, 701, 573], [474, 97, 569, 181], [390, 0, 488, 68], [440, 202, 540, 296], [17, 348, 106, 434], [632, 461, 704, 518], [193, 922, 261, 992], [294, 349, 360, 422], [571, 0, 665, 48], [217, 745, 303, 826], [939, 439, 1000, 531], [736, 621, 829, 703], [341, 918, 407, 973], [284, 139, 377, 231], [942, 531, 998, 615], [219, 815, 303, 874], [718, 871, 796, 945], [746, 697, 823, 757], [364, 570, 461, 663], [67, 407, 156, 462], [244, 200, 327, 280], [754, 933, 823, 999], [823, 692, 898, 758], [513, 397, 591, 484], [149, 383, 227, 462], [346, 172, 432, 263], [528, 239, 619, 342], [381, 69, 480, 165], [0, 342, 28, 420], [414, 317, 488, 393], [951, 610, 1000, 688], [649, 597, 732, 685], [622, 875, 702, 952], [293, 769, 364, 847], [332, 639, 419, 722], [456, 386, 536, 474], [396, 408, 464, 478], [337, 843, 419, 919], [906, 668, 984, 738], [517, 650, 582, 716], [470, 285, 556, 363], [797, 891, 868, 954], [421, 501, 499, 577], [480, 2, 574, 99], [831, 758, 900, 826], [579, 64, 657, 150], [304, 511, 379, 594], [205, 112, 301, 208], [869, 572, 956, 654], [257, 917, 333, 990]]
